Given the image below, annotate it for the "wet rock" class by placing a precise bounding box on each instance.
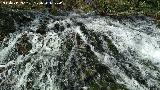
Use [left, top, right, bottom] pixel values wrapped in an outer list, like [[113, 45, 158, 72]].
[[53, 23, 65, 33], [0, 11, 16, 33], [11, 11, 34, 26], [59, 26, 65, 32], [67, 23, 71, 28], [78, 23, 105, 53], [55, 23, 60, 30], [0, 31, 8, 41], [0, 9, 35, 41], [36, 17, 51, 35], [0, 65, 5, 73], [36, 24, 47, 35], [0, 11, 15, 41], [16, 34, 32, 55]]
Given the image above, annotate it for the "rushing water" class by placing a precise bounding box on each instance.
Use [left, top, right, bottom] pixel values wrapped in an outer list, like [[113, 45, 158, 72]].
[[0, 11, 160, 90]]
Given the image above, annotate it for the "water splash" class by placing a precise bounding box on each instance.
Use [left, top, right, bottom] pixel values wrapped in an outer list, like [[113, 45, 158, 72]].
[[0, 11, 160, 90]]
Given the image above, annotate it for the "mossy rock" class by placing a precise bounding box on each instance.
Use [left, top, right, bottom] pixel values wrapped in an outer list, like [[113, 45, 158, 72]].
[[16, 34, 32, 55], [0, 10, 16, 33], [36, 24, 47, 35]]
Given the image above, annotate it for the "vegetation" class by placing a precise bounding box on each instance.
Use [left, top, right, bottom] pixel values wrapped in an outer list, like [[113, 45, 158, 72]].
[[0, 0, 160, 19]]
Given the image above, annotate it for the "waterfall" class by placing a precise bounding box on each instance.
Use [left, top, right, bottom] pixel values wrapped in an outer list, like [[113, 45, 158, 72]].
[[0, 10, 160, 90]]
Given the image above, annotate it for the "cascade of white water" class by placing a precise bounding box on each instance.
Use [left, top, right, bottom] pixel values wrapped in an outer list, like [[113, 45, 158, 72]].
[[77, 17, 160, 89], [0, 12, 160, 90]]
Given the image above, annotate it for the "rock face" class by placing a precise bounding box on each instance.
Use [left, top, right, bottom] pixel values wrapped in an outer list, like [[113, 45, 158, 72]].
[[0, 8, 55, 38], [0, 8, 36, 41], [0, 9, 16, 41], [0, 8, 34, 33], [0, 12, 15, 33]]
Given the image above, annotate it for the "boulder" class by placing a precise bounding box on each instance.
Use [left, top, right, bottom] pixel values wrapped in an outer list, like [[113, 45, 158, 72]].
[[16, 34, 32, 55]]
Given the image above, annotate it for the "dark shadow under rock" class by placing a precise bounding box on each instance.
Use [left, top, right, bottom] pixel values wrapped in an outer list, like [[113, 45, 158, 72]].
[[0, 12, 16, 33]]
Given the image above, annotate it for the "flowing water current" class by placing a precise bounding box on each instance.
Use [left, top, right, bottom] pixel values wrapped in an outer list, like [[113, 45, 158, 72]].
[[0, 10, 160, 90]]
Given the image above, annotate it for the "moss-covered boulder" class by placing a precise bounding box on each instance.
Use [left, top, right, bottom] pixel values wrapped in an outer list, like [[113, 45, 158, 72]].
[[16, 34, 32, 55]]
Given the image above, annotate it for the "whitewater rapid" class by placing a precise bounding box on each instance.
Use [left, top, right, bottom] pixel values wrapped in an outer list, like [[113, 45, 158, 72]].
[[0, 11, 160, 90]]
